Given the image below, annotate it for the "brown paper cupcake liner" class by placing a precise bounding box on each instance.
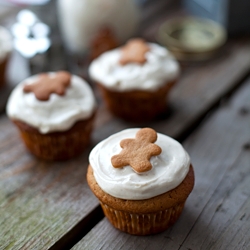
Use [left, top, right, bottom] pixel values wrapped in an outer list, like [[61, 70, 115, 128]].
[[97, 80, 176, 122], [13, 114, 95, 160], [100, 201, 185, 235], [87, 165, 194, 235]]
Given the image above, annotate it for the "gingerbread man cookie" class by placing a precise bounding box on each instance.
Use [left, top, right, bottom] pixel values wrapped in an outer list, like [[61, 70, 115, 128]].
[[119, 38, 150, 65], [111, 128, 162, 173], [23, 71, 71, 101]]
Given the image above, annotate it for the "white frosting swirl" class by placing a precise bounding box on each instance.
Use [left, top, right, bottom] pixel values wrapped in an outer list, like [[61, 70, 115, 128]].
[[89, 128, 190, 200], [7, 73, 96, 134], [0, 26, 12, 62], [89, 43, 180, 91]]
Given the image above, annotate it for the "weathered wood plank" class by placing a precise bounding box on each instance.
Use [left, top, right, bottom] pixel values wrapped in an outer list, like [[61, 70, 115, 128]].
[[1, 39, 249, 250], [71, 78, 250, 249], [0, 128, 103, 250], [1, 2, 250, 250]]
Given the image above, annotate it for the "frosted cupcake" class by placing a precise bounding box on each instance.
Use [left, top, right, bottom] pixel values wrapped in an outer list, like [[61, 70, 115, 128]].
[[89, 38, 179, 122], [0, 26, 12, 88], [87, 128, 194, 235], [7, 71, 96, 160]]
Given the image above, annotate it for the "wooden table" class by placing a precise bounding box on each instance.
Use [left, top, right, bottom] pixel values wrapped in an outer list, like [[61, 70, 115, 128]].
[[1, 1, 250, 249]]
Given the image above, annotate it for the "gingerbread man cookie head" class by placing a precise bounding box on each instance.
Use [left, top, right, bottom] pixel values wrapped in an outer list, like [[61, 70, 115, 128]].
[[23, 71, 71, 101], [119, 38, 150, 66], [111, 128, 162, 173]]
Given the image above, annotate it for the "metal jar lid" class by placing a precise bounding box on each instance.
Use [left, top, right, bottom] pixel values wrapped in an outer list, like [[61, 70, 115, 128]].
[[157, 17, 227, 61]]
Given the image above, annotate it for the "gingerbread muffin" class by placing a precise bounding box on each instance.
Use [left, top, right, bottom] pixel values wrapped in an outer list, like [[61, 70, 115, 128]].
[[7, 71, 96, 160], [89, 38, 180, 122], [87, 128, 194, 235], [0, 26, 12, 88]]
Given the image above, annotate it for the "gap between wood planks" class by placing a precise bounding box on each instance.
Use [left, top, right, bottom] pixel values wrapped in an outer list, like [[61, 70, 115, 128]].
[[176, 70, 250, 143], [176, 152, 243, 250], [49, 206, 104, 250]]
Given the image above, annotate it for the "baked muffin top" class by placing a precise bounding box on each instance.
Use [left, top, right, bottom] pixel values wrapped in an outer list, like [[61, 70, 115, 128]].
[[89, 128, 190, 200], [7, 72, 96, 134], [89, 39, 179, 92]]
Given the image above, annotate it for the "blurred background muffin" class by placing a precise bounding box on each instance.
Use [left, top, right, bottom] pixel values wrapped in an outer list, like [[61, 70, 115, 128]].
[[89, 38, 180, 122], [6, 71, 96, 161]]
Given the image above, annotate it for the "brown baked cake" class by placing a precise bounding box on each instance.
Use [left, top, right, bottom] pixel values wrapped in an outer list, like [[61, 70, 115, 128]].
[[89, 38, 180, 122], [87, 128, 194, 235], [7, 71, 96, 161]]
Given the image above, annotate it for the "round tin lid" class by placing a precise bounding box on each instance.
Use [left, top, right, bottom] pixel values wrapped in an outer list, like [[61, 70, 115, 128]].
[[157, 17, 227, 61]]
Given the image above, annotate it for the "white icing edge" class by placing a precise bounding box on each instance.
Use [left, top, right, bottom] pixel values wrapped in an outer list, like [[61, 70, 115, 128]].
[[89, 43, 180, 91], [89, 128, 190, 200], [7, 73, 96, 133]]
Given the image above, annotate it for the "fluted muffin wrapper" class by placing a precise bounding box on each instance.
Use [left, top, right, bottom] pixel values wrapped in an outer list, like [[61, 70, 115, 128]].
[[12, 114, 95, 161], [100, 201, 185, 236], [97, 80, 176, 122], [87, 165, 194, 236]]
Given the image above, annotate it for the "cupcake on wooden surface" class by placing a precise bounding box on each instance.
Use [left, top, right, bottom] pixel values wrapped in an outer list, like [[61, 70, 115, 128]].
[[7, 71, 96, 161], [89, 38, 179, 122], [0, 26, 12, 88], [87, 128, 194, 235]]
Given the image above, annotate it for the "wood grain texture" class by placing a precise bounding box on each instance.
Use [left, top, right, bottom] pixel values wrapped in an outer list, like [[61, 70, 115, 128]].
[[1, 38, 249, 250], [0, 116, 103, 250], [72, 79, 250, 250], [0, 116, 106, 250]]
